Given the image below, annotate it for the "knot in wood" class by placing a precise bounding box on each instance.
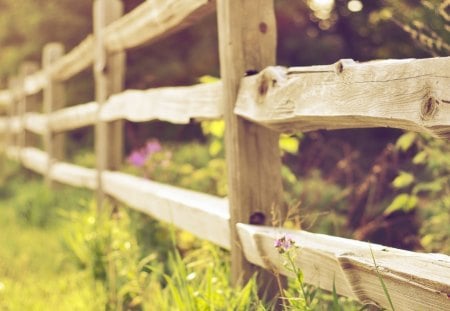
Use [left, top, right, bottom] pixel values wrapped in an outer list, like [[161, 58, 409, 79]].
[[257, 67, 287, 98], [334, 59, 356, 74], [421, 96, 440, 121], [259, 22, 268, 34]]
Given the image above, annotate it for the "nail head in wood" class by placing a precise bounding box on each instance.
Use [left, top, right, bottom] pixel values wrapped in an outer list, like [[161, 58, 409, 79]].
[[249, 212, 266, 225]]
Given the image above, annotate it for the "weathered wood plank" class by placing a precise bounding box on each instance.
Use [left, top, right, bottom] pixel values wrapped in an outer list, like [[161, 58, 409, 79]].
[[24, 113, 46, 136], [51, 162, 97, 190], [100, 82, 222, 123], [217, 0, 285, 297], [18, 62, 41, 149], [93, 0, 123, 206], [48, 102, 98, 132], [23, 71, 47, 95], [104, 0, 215, 53], [235, 57, 450, 139], [43, 0, 214, 82], [51, 35, 94, 81], [237, 224, 450, 311], [43, 43, 66, 188], [6, 146, 47, 174], [3, 146, 230, 248], [102, 171, 230, 249], [46, 83, 221, 133]]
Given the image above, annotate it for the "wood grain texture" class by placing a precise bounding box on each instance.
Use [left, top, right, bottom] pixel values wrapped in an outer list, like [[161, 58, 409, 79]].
[[235, 57, 450, 139], [103, 171, 230, 249], [43, 43, 66, 187], [104, 0, 215, 52], [237, 224, 450, 311], [217, 0, 285, 295], [46, 83, 221, 133], [100, 82, 222, 123], [93, 0, 123, 206], [16, 0, 213, 85]]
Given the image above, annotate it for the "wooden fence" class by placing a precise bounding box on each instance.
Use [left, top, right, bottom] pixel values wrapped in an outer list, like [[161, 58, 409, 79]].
[[0, 1, 449, 310]]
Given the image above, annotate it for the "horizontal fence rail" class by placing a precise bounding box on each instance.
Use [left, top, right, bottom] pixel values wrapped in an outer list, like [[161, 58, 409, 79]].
[[0, 0, 449, 310], [5, 145, 450, 309], [236, 58, 450, 139], [5, 146, 230, 249], [0, 81, 222, 134], [238, 224, 450, 310]]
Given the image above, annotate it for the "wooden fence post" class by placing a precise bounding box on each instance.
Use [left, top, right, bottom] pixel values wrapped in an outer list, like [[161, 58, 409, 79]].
[[6, 77, 19, 150], [43, 43, 66, 188], [217, 0, 286, 301], [18, 62, 40, 150], [93, 0, 125, 207]]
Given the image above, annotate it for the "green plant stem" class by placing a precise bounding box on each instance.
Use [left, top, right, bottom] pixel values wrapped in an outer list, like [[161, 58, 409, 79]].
[[286, 251, 309, 308]]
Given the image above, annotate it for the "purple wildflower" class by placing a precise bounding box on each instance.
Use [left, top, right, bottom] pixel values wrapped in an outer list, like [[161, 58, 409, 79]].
[[127, 139, 162, 167], [274, 234, 296, 254], [145, 139, 162, 154], [127, 150, 147, 167]]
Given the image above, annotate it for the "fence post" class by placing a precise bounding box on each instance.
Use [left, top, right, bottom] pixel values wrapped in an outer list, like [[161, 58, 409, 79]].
[[93, 0, 125, 207], [217, 0, 286, 300], [18, 62, 40, 151], [43, 43, 66, 188], [6, 77, 19, 150]]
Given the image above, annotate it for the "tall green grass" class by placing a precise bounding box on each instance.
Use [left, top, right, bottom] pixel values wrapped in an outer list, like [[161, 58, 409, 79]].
[[0, 155, 371, 310]]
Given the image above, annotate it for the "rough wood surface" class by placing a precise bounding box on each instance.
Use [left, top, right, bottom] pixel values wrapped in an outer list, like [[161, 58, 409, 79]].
[[103, 171, 230, 249], [43, 43, 66, 188], [104, 0, 215, 52], [235, 57, 450, 139], [46, 83, 221, 133], [18, 62, 41, 149], [237, 224, 450, 311], [93, 0, 123, 206], [51, 36, 94, 81], [217, 0, 285, 296], [100, 82, 221, 123], [48, 102, 98, 132]]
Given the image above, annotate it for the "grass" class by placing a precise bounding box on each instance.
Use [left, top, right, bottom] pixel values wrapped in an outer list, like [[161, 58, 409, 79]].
[[0, 171, 106, 310], [0, 158, 370, 310]]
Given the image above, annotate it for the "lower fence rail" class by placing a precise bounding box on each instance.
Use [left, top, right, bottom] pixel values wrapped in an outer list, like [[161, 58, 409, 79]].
[[3, 146, 450, 310]]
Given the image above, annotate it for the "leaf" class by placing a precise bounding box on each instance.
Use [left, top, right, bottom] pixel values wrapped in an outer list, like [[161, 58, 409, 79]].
[[198, 75, 219, 84], [209, 140, 222, 157], [391, 171, 414, 189], [202, 120, 225, 138], [279, 134, 299, 154], [395, 132, 416, 151], [412, 150, 427, 164], [384, 193, 418, 215]]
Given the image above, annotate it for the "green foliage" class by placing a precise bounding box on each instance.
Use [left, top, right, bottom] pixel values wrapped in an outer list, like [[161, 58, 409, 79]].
[[0, 169, 106, 310], [384, 193, 418, 216], [369, 247, 396, 311], [391, 132, 450, 254], [144, 244, 266, 311], [275, 235, 367, 311], [382, 0, 449, 56]]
